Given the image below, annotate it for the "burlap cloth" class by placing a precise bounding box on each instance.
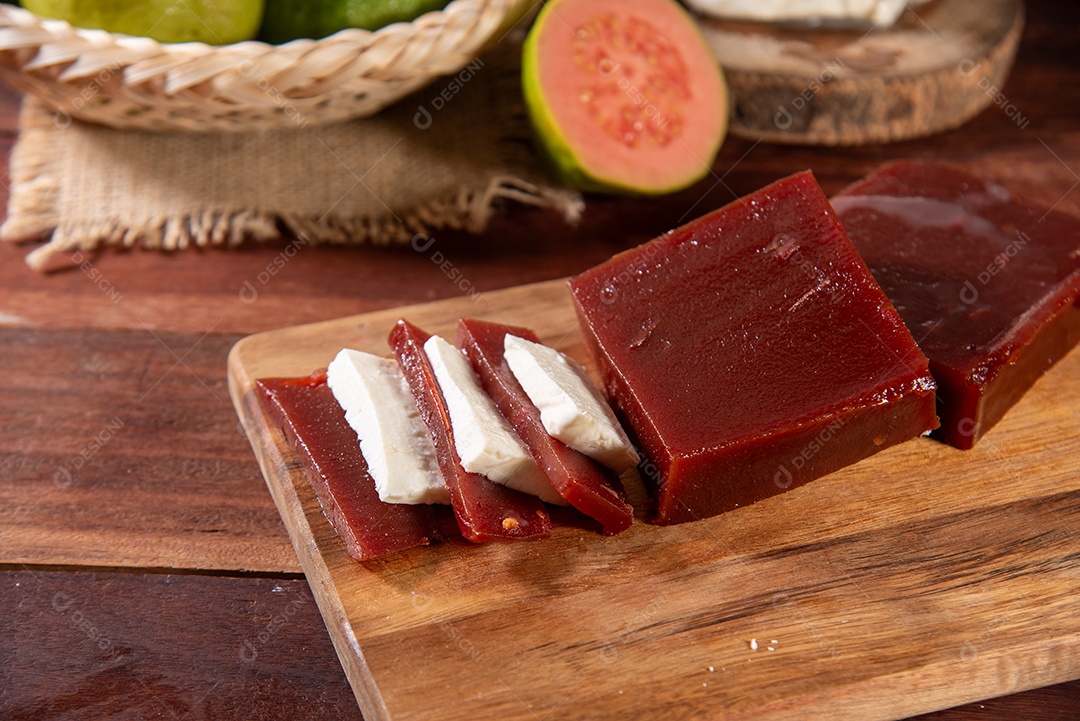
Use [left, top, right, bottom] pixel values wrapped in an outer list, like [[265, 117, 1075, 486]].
[[0, 45, 582, 272]]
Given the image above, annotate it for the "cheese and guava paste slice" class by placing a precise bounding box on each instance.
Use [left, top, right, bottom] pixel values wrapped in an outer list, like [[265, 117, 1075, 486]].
[[326, 349, 449, 505], [503, 334, 638, 474], [422, 336, 565, 505], [457, 319, 633, 535]]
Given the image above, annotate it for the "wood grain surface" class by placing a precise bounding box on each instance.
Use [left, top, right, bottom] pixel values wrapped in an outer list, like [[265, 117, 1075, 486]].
[[1, 570, 362, 720], [229, 280, 1080, 721], [3, 1, 1080, 717], [702, 0, 1024, 145]]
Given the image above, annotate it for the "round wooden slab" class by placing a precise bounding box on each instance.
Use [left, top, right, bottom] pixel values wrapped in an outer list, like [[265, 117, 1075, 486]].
[[696, 0, 1024, 145]]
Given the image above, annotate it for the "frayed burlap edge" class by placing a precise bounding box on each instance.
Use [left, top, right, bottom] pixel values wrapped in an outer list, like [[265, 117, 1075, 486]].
[[2, 95, 584, 273]]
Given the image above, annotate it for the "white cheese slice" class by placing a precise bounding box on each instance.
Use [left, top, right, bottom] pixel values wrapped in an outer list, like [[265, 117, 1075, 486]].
[[326, 349, 449, 505], [422, 335, 565, 505], [684, 0, 925, 26], [503, 335, 639, 474]]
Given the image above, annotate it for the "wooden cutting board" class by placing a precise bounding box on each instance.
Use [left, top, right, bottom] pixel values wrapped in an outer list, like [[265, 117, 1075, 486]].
[[228, 278, 1080, 721], [698, 0, 1025, 145]]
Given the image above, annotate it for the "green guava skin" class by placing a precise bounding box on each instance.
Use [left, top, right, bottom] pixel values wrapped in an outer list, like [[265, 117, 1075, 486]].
[[22, 0, 263, 44], [522, 0, 728, 196], [258, 0, 450, 43]]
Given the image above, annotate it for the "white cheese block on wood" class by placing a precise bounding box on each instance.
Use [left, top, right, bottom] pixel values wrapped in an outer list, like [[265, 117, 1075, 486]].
[[326, 349, 449, 505], [503, 335, 639, 474], [684, 0, 924, 26], [423, 335, 566, 505]]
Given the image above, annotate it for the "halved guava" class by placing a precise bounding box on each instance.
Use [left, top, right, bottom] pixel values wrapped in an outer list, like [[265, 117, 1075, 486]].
[[523, 0, 729, 195]]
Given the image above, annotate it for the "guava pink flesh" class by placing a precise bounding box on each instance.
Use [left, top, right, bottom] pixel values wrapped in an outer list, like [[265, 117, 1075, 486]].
[[535, 0, 725, 191]]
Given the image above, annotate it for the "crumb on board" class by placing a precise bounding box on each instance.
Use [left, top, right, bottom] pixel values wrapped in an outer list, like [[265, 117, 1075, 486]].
[[749, 638, 758, 650]]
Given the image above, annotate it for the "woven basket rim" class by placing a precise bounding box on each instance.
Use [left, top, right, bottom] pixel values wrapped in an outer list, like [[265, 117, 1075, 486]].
[[0, 0, 525, 131]]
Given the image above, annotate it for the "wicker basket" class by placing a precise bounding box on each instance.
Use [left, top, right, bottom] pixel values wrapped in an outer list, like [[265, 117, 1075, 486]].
[[0, 0, 528, 132]]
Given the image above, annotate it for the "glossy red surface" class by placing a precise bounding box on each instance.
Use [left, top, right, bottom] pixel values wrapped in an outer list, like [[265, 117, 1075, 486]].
[[569, 171, 938, 525], [457, 318, 634, 535], [256, 377, 454, 560], [834, 161, 1080, 449], [389, 319, 553, 542]]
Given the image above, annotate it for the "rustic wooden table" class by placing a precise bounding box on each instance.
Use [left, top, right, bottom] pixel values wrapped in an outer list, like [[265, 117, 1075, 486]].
[[2, 2, 1078, 718]]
